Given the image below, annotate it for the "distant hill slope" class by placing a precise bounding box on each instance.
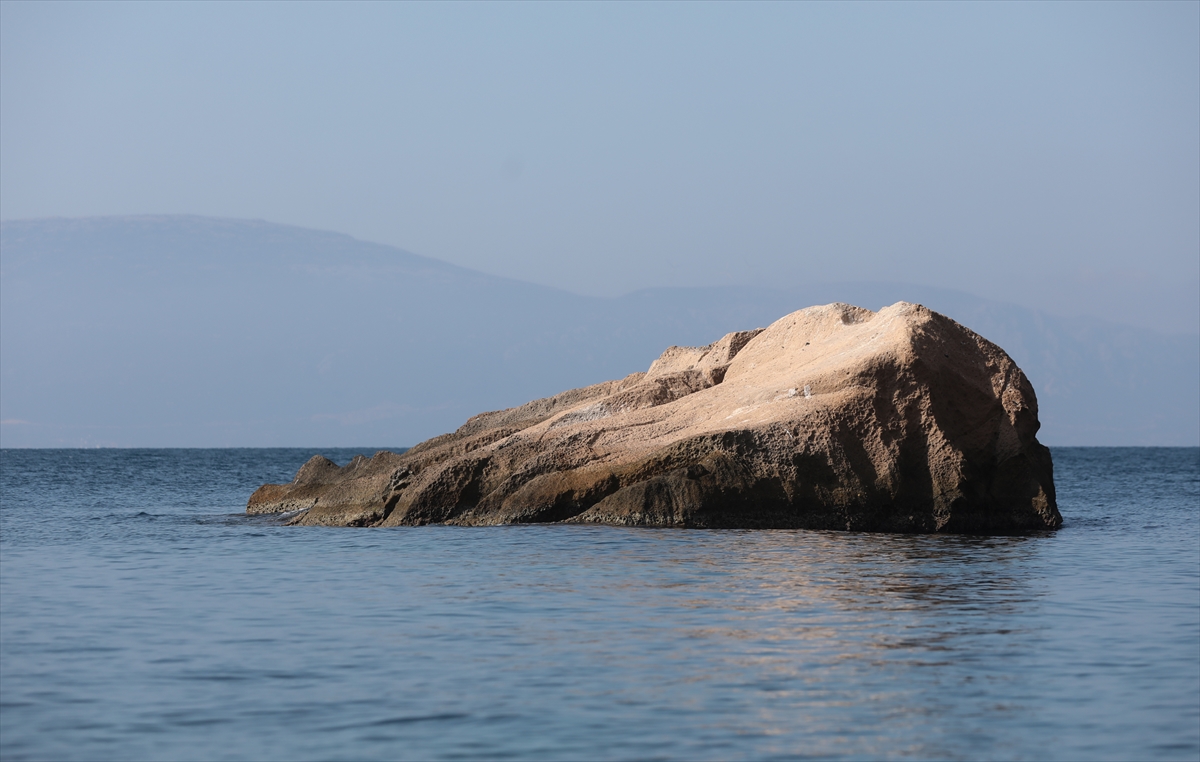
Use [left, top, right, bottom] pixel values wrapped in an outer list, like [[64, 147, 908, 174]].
[[2, 216, 1196, 447]]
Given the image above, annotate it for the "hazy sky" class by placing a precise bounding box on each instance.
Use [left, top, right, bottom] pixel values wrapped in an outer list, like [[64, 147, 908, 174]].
[[2, 1, 1197, 331]]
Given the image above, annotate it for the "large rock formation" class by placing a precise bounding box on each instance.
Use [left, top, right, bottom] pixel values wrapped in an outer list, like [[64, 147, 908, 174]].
[[248, 303, 1061, 533]]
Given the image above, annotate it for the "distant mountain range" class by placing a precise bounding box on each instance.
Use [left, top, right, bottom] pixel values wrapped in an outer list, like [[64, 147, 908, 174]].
[[2, 216, 1196, 447]]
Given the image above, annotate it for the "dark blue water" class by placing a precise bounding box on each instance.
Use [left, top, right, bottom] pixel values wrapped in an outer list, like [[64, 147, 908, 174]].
[[2, 448, 1197, 761]]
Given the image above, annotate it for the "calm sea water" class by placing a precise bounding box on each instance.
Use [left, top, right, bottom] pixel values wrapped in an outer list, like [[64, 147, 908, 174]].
[[1, 447, 1197, 761]]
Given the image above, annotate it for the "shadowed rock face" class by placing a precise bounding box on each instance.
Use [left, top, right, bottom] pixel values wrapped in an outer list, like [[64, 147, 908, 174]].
[[248, 302, 1061, 533]]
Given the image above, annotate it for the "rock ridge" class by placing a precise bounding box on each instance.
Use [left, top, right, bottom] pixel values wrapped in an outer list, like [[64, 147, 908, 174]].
[[248, 302, 1061, 533]]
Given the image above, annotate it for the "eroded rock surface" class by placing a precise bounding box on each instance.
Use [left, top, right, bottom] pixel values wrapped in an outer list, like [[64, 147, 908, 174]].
[[248, 303, 1061, 533]]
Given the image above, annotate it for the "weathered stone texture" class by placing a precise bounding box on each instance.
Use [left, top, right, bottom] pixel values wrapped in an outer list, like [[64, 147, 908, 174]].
[[248, 303, 1061, 533]]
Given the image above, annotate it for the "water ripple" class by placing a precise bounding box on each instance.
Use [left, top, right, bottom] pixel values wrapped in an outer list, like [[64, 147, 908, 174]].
[[1, 447, 1197, 761]]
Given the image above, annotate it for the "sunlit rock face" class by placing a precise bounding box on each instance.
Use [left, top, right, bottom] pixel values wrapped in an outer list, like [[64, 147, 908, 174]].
[[248, 302, 1061, 533]]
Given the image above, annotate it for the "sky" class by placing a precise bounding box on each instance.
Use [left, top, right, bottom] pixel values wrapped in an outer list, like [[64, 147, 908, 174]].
[[2, 1, 1197, 333]]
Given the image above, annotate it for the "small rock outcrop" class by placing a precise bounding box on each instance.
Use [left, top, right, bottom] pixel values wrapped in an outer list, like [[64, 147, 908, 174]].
[[248, 303, 1061, 533]]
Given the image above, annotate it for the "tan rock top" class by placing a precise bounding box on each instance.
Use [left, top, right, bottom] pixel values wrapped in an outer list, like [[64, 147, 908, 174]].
[[249, 302, 1061, 533]]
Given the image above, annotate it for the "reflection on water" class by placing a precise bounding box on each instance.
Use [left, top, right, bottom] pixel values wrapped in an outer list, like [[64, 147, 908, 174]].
[[0, 447, 1197, 761]]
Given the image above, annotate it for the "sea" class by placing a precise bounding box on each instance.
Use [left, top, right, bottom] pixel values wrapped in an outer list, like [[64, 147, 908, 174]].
[[1, 447, 1197, 761]]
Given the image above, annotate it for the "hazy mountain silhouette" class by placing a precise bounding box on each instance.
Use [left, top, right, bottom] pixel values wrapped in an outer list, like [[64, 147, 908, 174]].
[[2, 216, 1196, 447]]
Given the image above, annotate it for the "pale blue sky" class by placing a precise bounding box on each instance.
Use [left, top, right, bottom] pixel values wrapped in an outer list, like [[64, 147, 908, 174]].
[[2, 1, 1197, 331]]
